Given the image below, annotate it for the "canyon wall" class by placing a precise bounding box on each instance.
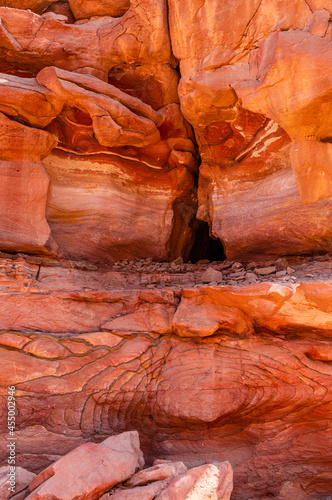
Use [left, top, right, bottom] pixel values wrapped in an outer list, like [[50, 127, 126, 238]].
[[0, 1, 331, 499]]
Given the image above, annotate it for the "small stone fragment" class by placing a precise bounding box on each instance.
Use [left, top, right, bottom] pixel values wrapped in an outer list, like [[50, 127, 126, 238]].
[[231, 262, 243, 270], [107, 481, 168, 500], [201, 266, 223, 283], [245, 272, 257, 280], [124, 462, 187, 488], [231, 270, 245, 277], [275, 258, 289, 271], [155, 462, 233, 500], [287, 267, 295, 274], [171, 257, 183, 265], [255, 266, 276, 275], [276, 270, 287, 277]]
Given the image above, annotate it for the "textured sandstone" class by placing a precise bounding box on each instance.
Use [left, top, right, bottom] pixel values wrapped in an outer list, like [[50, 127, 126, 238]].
[[124, 462, 188, 488], [0, 0, 56, 13], [0, 0, 172, 79], [169, 0, 332, 258], [44, 151, 196, 262], [68, 0, 130, 20], [0, 255, 331, 498], [0, 1, 331, 499], [155, 462, 233, 500], [0, 111, 56, 255], [0, 466, 35, 500], [25, 432, 144, 500], [0, 67, 196, 262], [168, 0, 318, 74], [106, 481, 168, 500]]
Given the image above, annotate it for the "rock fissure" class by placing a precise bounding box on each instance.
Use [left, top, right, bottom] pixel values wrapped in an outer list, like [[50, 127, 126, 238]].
[[0, 1, 331, 499]]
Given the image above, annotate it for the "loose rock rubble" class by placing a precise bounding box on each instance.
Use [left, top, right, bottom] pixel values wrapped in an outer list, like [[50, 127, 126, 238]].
[[107, 253, 332, 288], [1, 251, 332, 292], [2, 432, 233, 500]]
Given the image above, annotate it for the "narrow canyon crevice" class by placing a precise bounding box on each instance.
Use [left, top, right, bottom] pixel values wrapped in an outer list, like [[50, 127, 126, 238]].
[[0, 1, 331, 500]]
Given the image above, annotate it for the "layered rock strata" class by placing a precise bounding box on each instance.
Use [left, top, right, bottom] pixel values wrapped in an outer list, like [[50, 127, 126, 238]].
[[169, 0, 332, 258], [0, 0, 197, 263], [0, 1, 331, 500], [0, 254, 331, 499]]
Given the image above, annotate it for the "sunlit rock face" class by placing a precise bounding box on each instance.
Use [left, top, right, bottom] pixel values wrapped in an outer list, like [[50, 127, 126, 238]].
[[169, 0, 332, 259], [0, 1, 331, 500], [0, 256, 331, 499], [0, 0, 198, 263]]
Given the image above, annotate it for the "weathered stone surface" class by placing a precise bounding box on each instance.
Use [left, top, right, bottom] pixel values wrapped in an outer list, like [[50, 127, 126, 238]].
[[124, 462, 187, 488], [155, 462, 233, 500], [173, 296, 254, 337], [106, 481, 168, 500], [168, 0, 319, 74], [198, 161, 332, 259], [0, 67, 196, 262], [106, 462, 188, 500], [0, 0, 56, 13], [169, 1, 332, 259], [0, 466, 35, 500], [0, 0, 172, 79], [0, 255, 331, 499], [68, 0, 130, 20], [25, 432, 144, 500], [44, 151, 196, 263], [0, 111, 56, 255], [201, 266, 223, 283], [0, 2, 331, 500]]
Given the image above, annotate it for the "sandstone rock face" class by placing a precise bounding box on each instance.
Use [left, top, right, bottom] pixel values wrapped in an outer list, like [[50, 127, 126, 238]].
[[0, 255, 331, 499], [0, 0, 197, 263], [0, 0, 56, 13], [0, 1, 331, 499], [0, 112, 57, 255], [169, 0, 332, 258], [68, 0, 130, 20]]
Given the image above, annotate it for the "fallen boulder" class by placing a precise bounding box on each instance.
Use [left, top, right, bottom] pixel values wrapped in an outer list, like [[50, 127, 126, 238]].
[[25, 431, 144, 500], [155, 462, 233, 499]]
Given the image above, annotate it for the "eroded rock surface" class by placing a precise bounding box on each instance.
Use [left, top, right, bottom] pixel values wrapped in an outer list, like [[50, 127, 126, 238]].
[[169, 0, 332, 259], [25, 431, 144, 500], [0, 0, 197, 263], [0, 1, 331, 499], [0, 254, 331, 499]]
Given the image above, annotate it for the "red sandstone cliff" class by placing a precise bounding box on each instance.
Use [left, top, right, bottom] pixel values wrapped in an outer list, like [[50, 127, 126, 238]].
[[0, 1, 331, 499]]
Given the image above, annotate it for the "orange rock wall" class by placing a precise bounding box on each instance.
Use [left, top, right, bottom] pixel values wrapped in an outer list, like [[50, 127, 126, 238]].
[[0, 1, 331, 499]]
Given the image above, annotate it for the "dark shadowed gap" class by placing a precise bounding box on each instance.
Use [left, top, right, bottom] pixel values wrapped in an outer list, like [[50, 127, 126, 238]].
[[188, 220, 226, 263]]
